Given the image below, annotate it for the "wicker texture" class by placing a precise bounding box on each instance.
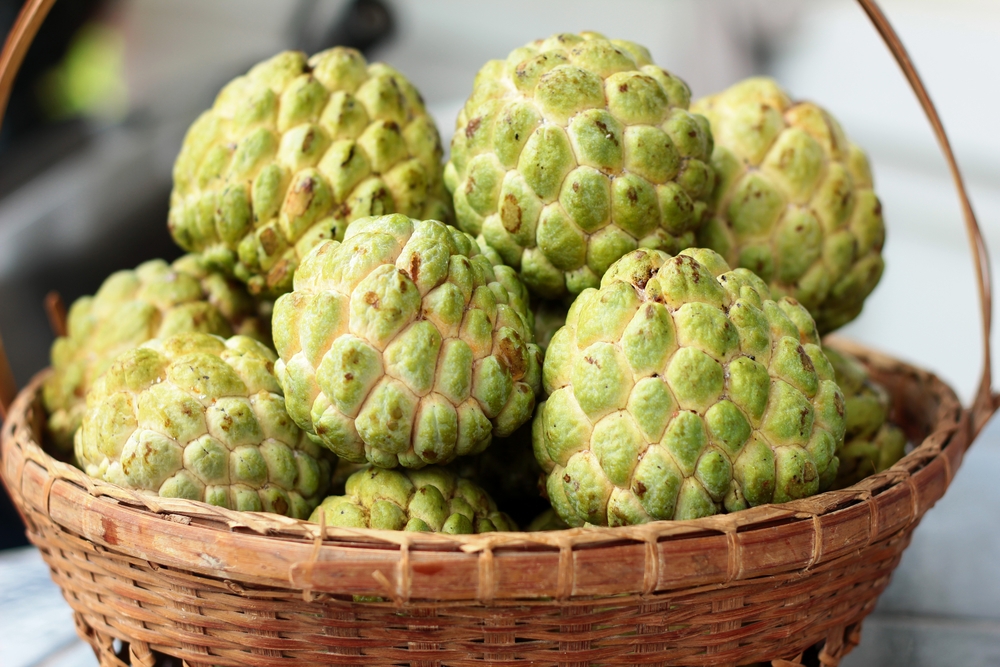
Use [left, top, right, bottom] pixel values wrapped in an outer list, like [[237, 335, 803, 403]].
[[2, 342, 965, 666], [0, 0, 996, 665]]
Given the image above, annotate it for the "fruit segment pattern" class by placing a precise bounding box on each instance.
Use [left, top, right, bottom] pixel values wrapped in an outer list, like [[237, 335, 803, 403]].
[[273, 214, 542, 469], [170, 49, 451, 297], [446, 32, 715, 299], [311, 465, 516, 533], [825, 347, 906, 489], [44, 256, 263, 450], [694, 78, 885, 334], [533, 248, 846, 526], [75, 333, 333, 518]]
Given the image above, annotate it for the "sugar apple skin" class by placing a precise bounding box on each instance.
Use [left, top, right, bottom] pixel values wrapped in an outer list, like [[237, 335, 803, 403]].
[[169, 48, 451, 297], [692, 77, 885, 334], [273, 214, 542, 469], [445, 32, 715, 300], [527, 507, 570, 532], [74, 333, 333, 518], [44, 256, 264, 451], [533, 248, 846, 527], [824, 347, 906, 489], [310, 465, 516, 533]]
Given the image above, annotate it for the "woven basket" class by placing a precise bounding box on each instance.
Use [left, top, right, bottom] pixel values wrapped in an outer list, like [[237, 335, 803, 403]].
[[0, 1, 995, 665]]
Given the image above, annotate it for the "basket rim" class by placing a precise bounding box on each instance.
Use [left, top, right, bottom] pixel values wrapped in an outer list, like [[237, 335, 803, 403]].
[[2, 339, 967, 603]]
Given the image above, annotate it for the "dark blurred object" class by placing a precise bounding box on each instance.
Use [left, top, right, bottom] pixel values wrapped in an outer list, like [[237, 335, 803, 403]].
[[458, 425, 549, 527], [290, 0, 394, 55], [0, 0, 108, 199], [0, 0, 114, 551]]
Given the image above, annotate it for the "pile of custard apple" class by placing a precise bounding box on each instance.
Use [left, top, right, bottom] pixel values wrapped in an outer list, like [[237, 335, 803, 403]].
[[46, 33, 905, 534]]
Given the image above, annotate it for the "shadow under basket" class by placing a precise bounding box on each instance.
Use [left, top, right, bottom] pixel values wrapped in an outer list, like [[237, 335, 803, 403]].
[[0, 341, 966, 667]]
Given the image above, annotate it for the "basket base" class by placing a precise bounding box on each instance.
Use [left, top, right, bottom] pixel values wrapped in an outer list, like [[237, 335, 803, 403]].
[[75, 613, 861, 667]]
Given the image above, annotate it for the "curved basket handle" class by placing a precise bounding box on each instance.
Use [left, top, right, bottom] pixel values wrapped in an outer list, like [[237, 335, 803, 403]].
[[0, 0, 55, 419], [855, 0, 995, 435], [0, 0, 994, 431]]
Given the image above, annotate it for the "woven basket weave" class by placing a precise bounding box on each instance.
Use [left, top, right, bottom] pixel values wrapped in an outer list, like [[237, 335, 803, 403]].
[[0, 1, 995, 665]]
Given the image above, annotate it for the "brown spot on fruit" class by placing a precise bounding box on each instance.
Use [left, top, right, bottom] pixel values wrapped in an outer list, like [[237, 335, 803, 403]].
[[501, 193, 522, 233], [409, 254, 421, 283], [618, 83, 628, 93], [341, 145, 355, 167], [259, 227, 280, 256], [595, 120, 618, 146], [364, 292, 380, 308], [465, 117, 482, 139], [267, 259, 291, 288], [496, 336, 527, 380], [797, 346, 815, 373], [633, 480, 647, 497]]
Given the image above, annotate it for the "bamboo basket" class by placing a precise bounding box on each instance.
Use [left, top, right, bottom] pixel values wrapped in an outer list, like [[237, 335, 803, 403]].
[[0, 1, 995, 665]]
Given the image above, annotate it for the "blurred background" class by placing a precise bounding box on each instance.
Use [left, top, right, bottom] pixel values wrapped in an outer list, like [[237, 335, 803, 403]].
[[1, 1, 999, 665]]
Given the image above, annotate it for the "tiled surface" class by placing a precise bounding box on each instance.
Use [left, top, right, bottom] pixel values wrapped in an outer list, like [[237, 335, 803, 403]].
[[844, 614, 1000, 667], [839, 416, 1000, 666], [0, 547, 81, 667]]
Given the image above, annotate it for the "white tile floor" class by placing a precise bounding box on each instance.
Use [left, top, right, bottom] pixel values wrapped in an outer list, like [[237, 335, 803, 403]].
[[3, 415, 999, 666]]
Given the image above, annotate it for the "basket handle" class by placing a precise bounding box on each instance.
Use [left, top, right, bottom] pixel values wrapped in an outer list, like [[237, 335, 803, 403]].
[[855, 0, 995, 436], [0, 0, 55, 419], [0, 0, 994, 431]]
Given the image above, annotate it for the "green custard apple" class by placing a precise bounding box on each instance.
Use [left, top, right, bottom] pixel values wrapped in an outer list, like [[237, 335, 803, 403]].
[[169, 48, 451, 297], [534, 247, 846, 527], [527, 507, 570, 532], [693, 77, 885, 334], [310, 465, 516, 533], [446, 32, 715, 300], [75, 333, 333, 518], [44, 256, 264, 450], [825, 347, 906, 489], [273, 214, 542, 468]]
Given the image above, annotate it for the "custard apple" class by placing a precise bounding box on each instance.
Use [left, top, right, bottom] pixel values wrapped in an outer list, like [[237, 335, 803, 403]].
[[273, 214, 542, 469], [445, 32, 715, 300], [458, 423, 548, 525], [534, 248, 846, 527], [527, 507, 570, 532], [310, 465, 516, 533], [74, 333, 333, 518], [825, 347, 906, 489], [693, 77, 884, 334], [44, 256, 264, 450], [169, 48, 451, 297]]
